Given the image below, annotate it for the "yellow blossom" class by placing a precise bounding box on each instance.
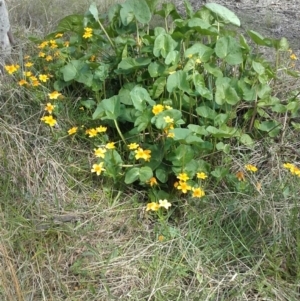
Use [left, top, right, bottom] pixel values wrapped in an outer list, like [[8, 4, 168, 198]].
[[148, 177, 158, 187], [245, 164, 258, 172], [94, 147, 107, 158], [68, 127, 78, 135], [196, 172, 208, 180], [32, 80, 40, 86], [158, 199, 171, 209], [105, 142, 116, 149], [44, 103, 55, 114], [163, 116, 174, 124], [41, 115, 57, 127], [164, 105, 173, 110], [192, 187, 205, 198], [86, 128, 98, 137], [83, 27, 93, 39], [90, 55, 96, 62], [48, 91, 62, 99], [290, 53, 297, 60], [146, 202, 160, 212], [25, 62, 33, 67], [95, 125, 107, 133], [195, 58, 201, 64], [64, 41, 70, 47], [55, 33, 63, 38], [24, 71, 32, 77], [177, 173, 189, 182], [4, 64, 20, 74], [29, 75, 37, 81], [39, 74, 49, 82], [39, 52, 46, 58], [18, 79, 27, 86], [152, 104, 164, 115], [135, 148, 151, 161], [38, 41, 49, 49], [49, 40, 58, 49], [187, 54, 193, 59], [45, 55, 53, 61], [91, 162, 105, 176], [158, 235, 164, 242], [167, 132, 175, 138], [236, 171, 245, 181], [127, 143, 139, 150], [283, 163, 294, 170], [177, 181, 192, 193]]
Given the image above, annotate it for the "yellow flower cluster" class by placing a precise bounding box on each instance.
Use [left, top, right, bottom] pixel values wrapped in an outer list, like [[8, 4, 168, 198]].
[[134, 147, 151, 162], [283, 163, 300, 177], [85, 126, 107, 138], [245, 164, 258, 172], [152, 104, 173, 115], [175, 172, 206, 198], [4, 64, 20, 75], [146, 199, 172, 211]]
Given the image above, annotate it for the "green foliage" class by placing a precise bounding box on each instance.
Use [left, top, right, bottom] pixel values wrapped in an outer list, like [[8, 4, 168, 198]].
[[10, 0, 300, 201]]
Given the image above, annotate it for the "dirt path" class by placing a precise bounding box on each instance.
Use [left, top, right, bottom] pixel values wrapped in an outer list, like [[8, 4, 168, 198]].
[[175, 0, 300, 50]]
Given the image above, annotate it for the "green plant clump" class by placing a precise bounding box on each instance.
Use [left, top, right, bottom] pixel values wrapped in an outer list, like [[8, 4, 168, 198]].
[[6, 0, 300, 203]]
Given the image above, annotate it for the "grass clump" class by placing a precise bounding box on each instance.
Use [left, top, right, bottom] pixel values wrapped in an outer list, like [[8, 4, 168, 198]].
[[1, 0, 300, 300]]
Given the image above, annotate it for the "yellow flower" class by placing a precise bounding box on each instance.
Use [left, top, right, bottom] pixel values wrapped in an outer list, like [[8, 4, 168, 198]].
[[283, 163, 294, 170], [32, 80, 40, 86], [55, 33, 63, 38], [195, 58, 201, 64], [24, 71, 32, 77], [158, 199, 171, 209], [91, 162, 105, 176], [49, 40, 58, 49], [25, 62, 33, 67], [163, 116, 174, 124], [48, 91, 62, 99], [64, 41, 70, 47], [45, 55, 53, 61], [68, 127, 78, 135], [135, 148, 151, 161], [146, 202, 160, 212], [90, 55, 96, 62], [236, 171, 245, 181], [196, 172, 208, 180], [85, 128, 98, 138], [187, 54, 193, 59], [44, 103, 55, 114], [167, 132, 175, 138], [164, 105, 173, 110], [105, 142, 116, 149], [39, 74, 49, 82], [127, 143, 139, 150], [148, 177, 158, 187], [158, 235, 164, 242], [4, 64, 20, 74], [95, 125, 107, 133], [290, 53, 297, 60], [192, 187, 205, 198], [83, 27, 93, 39], [29, 75, 37, 81], [177, 173, 189, 182], [152, 104, 164, 115], [245, 164, 258, 172], [177, 181, 192, 193], [41, 115, 57, 127], [38, 52, 46, 58], [94, 147, 107, 158], [38, 41, 49, 49], [18, 79, 27, 86]]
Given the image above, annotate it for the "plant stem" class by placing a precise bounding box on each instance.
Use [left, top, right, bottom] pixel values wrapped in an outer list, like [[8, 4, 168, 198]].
[[114, 119, 126, 144], [97, 20, 115, 50]]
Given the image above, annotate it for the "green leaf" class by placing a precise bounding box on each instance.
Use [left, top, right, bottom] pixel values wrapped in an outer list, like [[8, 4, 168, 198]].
[[80, 99, 96, 110], [60, 60, 82, 81], [117, 57, 151, 73], [125, 168, 140, 184], [239, 134, 254, 146], [148, 62, 166, 78], [134, 110, 152, 132], [247, 30, 272, 47], [153, 34, 178, 58], [215, 77, 240, 105], [156, 168, 168, 183], [130, 86, 155, 111], [215, 36, 243, 65], [139, 166, 153, 182], [167, 70, 190, 93], [101, 96, 121, 120], [169, 145, 194, 166], [203, 63, 223, 78], [151, 77, 166, 99], [252, 61, 265, 75], [121, 0, 151, 24], [211, 166, 229, 179], [89, 3, 99, 21], [165, 50, 180, 65], [205, 3, 240, 26], [57, 15, 83, 32], [193, 73, 213, 100], [185, 43, 214, 62], [196, 106, 217, 120], [257, 120, 281, 137], [216, 142, 230, 154], [188, 124, 209, 136]]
